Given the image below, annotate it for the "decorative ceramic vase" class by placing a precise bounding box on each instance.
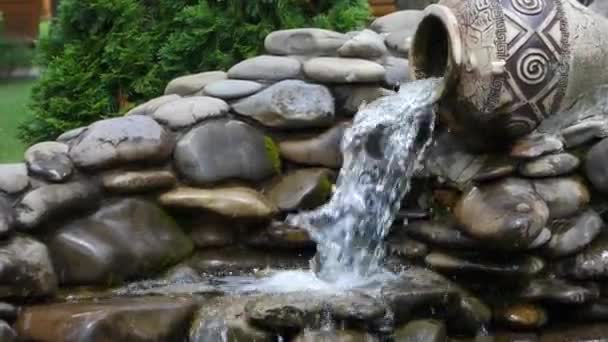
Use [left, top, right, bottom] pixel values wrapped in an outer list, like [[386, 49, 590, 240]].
[[410, 0, 608, 146]]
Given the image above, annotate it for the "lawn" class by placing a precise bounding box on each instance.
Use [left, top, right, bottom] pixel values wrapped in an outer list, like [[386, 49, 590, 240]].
[[0, 80, 35, 163]]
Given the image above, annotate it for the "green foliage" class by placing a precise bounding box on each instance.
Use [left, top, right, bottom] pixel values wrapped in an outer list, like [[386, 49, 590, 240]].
[[0, 12, 35, 79], [20, 0, 371, 144], [264, 136, 282, 175]]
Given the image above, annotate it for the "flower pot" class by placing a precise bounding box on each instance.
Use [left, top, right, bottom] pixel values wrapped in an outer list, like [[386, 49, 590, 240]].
[[410, 0, 608, 147]]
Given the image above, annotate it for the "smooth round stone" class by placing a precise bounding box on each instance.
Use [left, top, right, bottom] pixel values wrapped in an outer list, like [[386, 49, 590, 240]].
[[586, 137, 608, 194], [203, 80, 263, 100], [248, 222, 314, 250], [338, 29, 387, 59], [370, 10, 424, 34], [228, 55, 301, 81], [556, 236, 608, 279], [394, 320, 447, 342], [544, 209, 603, 257], [561, 117, 608, 148], [153, 96, 229, 129], [267, 168, 333, 211], [158, 187, 277, 218], [382, 57, 411, 88], [0, 303, 17, 322], [517, 278, 599, 304], [279, 123, 347, 168], [69, 116, 174, 169], [15, 181, 101, 230], [101, 170, 177, 194], [303, 57, 386, 83], [519, 153, 580, 177], [528, 228, 552, 249], [0, 164, 29, 194], [540, 323, 608, 341], [232, 80, 334, 129], [568, 299, 608, 321], [56, 126, 88, 143], [454, 178, 549, 250], [0, 196, 14, 238], [452, 296, 492, 334], [264, 28, 347, 56], [533, 178, 590, 219], [385, 30, 414, 56], [126, 94, 181, 116], [495, 304, 547, 329], [332, 85, 394, 116], [386, 236, 429, 259], [174, 120, 278, 184], [164, 71, 227, 96], [473, 158, 517, 182], [425, 252, 544, 277], [406, 220, 480, 249], [510, 134, 564, 159], [25, 142, 73, 182], [294, 330, 377, 342], [0, 320, 15, 342], [187, 215, 236, 249]]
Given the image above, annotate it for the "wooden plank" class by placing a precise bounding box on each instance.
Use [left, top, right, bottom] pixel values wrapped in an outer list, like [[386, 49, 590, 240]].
[[0, 0, 41, 40], [369, 0, 397, 16]]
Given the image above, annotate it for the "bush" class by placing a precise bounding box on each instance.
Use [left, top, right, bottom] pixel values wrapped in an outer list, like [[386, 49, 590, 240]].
[[0, 12, 35, 79], [20, 0, 371, 144]]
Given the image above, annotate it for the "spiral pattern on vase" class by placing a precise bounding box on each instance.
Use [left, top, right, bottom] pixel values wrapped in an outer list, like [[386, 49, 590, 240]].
[[516, 48, 550, 85], [511, 0, 544, 15]]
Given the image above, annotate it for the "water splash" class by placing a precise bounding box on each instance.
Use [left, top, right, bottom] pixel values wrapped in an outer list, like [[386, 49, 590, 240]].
[[287, 78, 444, 282]]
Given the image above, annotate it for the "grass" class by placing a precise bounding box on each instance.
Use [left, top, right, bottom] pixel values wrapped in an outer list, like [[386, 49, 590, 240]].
[[0, 80, 35, 163]]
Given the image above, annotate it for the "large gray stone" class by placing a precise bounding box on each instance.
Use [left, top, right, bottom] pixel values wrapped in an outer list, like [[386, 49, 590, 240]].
[[426, 252, 544, 277], [232, 80, 334, 128], [164, 71, 227, 96], [586, 137, 608, 194], [557, 236, 608, 279], [267, 168, 333, 212], [56, 126, 88, 143], [338, 29, 387, 59], [101, 170, 177, 194], [228, 55, 301, 81], [265, 28, 348, 56], [370, 10, 424, 34], [203, 80, 264, 100], [15, 181, 101, 230], [383, 57, 411, 87], [0, 320, 15, 342], [0, 236, 57, 299], [519, 153, 580, 177], [333, 85, 394, 116], [544, 209, 603, 258], [69, 116, 174, 169], [174, 120, 279, 184], [25, 142, 73, 182], [303, 57, 386, 83], [46, 198, 193, 285], [152, 96, 229, 129], [0, 196, 13, 238], [0, 163, 29, 194], [394, 320, 447, 342], [533, 177, 589, 219], [126, 94, 181, 116], [279, 123, 347, 168]]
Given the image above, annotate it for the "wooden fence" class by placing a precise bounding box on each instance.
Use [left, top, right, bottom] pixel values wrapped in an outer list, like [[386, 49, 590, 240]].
[[369, 0, 397, 16], [0, 0, 50, 41]]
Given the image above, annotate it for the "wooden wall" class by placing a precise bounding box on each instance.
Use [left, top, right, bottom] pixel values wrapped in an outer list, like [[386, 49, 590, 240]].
[[369, 0, 397, 17], [0, 0, 42, 41]]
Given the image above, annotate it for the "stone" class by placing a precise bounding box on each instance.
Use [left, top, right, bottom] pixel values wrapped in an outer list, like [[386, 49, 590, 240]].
[[0, 303, 17, 322], [0, 236, 57, 299], [56, 126, 88, 143], [449, 295, 492, 334], [294, 330, 377, 342], [533, 178, 590, 219], [174, 120, 279, 184], [406, 220, 480, 249], [454, 178, 549, 249], [303, 57, 386, 83], [232, 80, 334, 128], [544, 210, 603, 258], [187, 214, 236, 248], [0, 321, 15, 342], [248, 221, 315, 250], [517, 278, 599, 304], [393, 320, 447, 342], [338, 29, 387, 59], [265, 28, 347, 56], [46, 198, 193, 285], [561, 117, 608, 147], [585, 137, 608, 194], [101, 170, 176, 194], [126, 94, 181, 116], [386, 236, 429, 259], [567, 300, 608, 321], [528, 228, 552, 249], [228, 55, 301, 81], [519, 153, 580, 178], [279, 123, 347, 168], [370, 10, 424, 34], [382, 57, 411, 87], [69, 116, 174, 169], [590, 0, 608, 17], [189, 296, 272, 342], [385, 30, 414, 56], [159, 187, 277, 218], [495, 304, 547, 329], [24, 142, 73, 182], [473, 157, 517, 182], [540, 324, 608, 341], [267, 168, 333, 211], [556, 236, 608, 279], [16, 297, 196, 342], [152, 96, 229, 129], [510, 134, 564, 159], [0, 163, 29, 194], [425, 252, 544, 277], [0, 196, 14, 238], [164, 71, 227, 96], [203, 79, 264, 100], [333, 85, 394, 116], [15, 181, 101, 230]]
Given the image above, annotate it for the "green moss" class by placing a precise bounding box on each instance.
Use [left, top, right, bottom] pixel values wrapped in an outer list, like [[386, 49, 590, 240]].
[[301, 174, 333, 210], [264, 136, 282, 174]]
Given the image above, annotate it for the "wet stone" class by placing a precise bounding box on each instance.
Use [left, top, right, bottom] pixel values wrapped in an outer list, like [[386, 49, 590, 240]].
[[519, 153, 580, 178], [25, 142, 73, 182], [186, 214, 237, 248], [473, 157, 517, 182], [544, 209, 603, 258], [267, 168, 333, 212], [385, 30, 415, 56], [370, 10, 424, 34], [495, 304, 547, 330], [393, 320, 447, 342], [152, 96, 229, 129], [533, 177, 590, 219], [247, 221, 315, 250], [203, 79, 264, 100], [386, 235, 429, 259], [0, 303, 17, 322], [101, 170, 176, 194], [449, 295, 492, 334], [0, 196, 14, 238], [382, 57, 411, 88], [228, 55, 302, 81], [561, 117, 608, 147], [126, 94, 181, 116], [585, 137, 608, 194], [264, 28, 347, 56], [556, 236, 608, 280], [0, 320, 16, 342], [528, 228, 552, 249], [294, 330, 378, 342], [279, 123, 347, 168], [332, 85, 394, 116], [406, 220, 480, 249], [164, 71, 227, 96], [303, 57, 386, 83], [56, 126, 88, 143], [425, 252, 544, 277], [0, 163, 29, 194], [567, 299, 608, 321], [517, 278, 599, 304], [510, 134, 564, 159]]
